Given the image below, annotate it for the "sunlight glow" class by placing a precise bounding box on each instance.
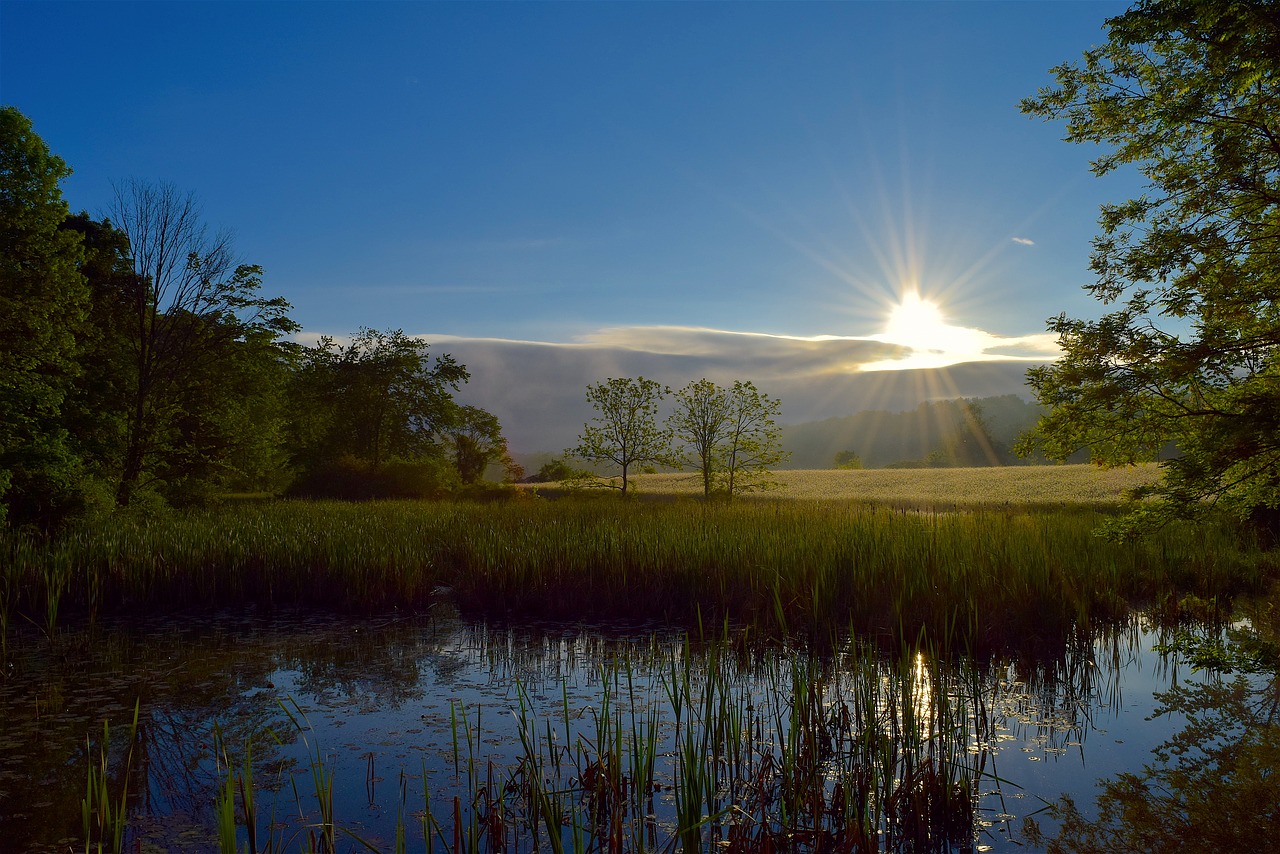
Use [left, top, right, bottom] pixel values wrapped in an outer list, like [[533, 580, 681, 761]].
[[863, 290, 997, 371], [880, 292, 984, 355]]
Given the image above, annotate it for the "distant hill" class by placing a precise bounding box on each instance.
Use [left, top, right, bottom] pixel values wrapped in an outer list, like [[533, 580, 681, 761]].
[[780, 394, 1067, 469]]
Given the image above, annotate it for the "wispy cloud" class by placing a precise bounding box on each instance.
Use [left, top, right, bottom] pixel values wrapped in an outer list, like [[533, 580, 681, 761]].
[[316, 282, 529, 296], [1011, 237, 1035, 246]]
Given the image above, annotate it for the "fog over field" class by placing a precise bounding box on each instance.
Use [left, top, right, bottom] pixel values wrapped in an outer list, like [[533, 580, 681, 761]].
[[433, 332, 1043, 453]]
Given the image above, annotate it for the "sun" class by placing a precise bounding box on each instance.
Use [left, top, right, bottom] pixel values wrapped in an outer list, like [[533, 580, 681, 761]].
[[856, 290, 1005, 371], [883, 293, 945, 348], [880, 292, 982, 355]]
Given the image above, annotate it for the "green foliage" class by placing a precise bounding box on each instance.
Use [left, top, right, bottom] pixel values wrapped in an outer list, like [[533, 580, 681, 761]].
[[58, 215, 135, 481], [833, 450, 863, 470], [716, 381, 788, 497], [286, 328, 468, 496], [286, 453, 460, 501], [669, 379, 735, 496], [1018, 0, 1280, 539], [0, 107, 91, 529], [528, 458, 583, 483], [106, 180, 298, 507], [569, 377, 671, 495], [3, 499, 1274, 646], [443, 404, 520, 483]]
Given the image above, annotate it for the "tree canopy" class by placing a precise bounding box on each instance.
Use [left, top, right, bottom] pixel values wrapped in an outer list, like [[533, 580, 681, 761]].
[[444, 404, 521, 485], [716, 381, 787, 498], [1018, 0, 1280, 538], [285, 328, 472, 498], [0, 108, 518, 521], [670, 379, 735, 497], [107, 179, 298, 506], [0, 106, 89, 527]]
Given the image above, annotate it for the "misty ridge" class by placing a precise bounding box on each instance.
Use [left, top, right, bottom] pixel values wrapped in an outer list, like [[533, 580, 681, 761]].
[[516, 394, 1076, 478], [778, 394, 1059, 470]]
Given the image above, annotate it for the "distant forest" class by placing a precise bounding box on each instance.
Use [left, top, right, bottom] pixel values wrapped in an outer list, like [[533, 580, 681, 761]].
[[779, 395, 1079, 470]]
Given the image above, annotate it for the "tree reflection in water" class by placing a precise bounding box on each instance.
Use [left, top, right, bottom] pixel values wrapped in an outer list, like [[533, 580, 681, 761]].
[[1027, 594, 1280, 852]]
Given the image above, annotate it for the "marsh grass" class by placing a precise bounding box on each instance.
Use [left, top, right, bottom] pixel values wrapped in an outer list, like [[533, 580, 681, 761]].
[[81, 700, 140, 854], [3, 493, 1273, 652]]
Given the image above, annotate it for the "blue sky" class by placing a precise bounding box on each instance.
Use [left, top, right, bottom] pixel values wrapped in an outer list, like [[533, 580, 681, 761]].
[[2, 1, 1136, 449]]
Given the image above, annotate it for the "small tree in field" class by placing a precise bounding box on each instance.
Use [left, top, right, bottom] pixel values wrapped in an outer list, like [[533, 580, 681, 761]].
[[444, 404, 521, 484], [569, 377, 670, 495], [834, 450, 863, 470], [670, 379, 734, 497], [718, 381, 787, 498]]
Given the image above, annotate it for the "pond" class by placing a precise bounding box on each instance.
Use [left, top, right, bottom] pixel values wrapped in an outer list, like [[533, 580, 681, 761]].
[[0, 605, 1215, 853]]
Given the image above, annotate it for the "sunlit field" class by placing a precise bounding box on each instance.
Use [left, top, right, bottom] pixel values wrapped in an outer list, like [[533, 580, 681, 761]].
[[620, 463, 1160, 506]]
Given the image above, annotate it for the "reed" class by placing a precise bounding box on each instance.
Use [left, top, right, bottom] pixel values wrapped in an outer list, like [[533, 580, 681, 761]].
[[81, 700, 140, 854], [4, 497, 1273, 651], [179, 637, 992, 853]]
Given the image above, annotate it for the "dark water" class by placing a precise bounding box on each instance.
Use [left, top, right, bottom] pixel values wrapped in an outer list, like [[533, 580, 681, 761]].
[[0, 607, 1207, 853]]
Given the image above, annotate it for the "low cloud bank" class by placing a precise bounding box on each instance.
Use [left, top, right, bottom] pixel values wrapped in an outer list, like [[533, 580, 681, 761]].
[[416, 326, 1054, 453]]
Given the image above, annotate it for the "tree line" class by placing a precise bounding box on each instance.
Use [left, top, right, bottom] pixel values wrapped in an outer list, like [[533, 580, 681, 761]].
[[1, 107, 517, 530], [565, 376, 787, 498]]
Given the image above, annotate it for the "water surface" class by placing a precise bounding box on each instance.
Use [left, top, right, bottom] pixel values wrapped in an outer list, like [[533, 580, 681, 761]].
[[0, 607, 1204, 852]]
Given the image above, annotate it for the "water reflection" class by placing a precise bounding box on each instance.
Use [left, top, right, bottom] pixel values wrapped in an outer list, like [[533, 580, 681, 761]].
[[1027, 602, 1280, 851], [0, 609, 1196, 852]]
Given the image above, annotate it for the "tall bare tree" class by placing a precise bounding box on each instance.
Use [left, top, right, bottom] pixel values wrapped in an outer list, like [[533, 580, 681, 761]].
[[109, 179, 295, 505]]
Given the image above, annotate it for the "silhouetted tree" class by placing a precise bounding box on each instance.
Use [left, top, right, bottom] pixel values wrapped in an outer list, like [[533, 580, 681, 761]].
[[286, 329, 468, 497], [445, 405, 520, 484], [834, 450, 863, 470]]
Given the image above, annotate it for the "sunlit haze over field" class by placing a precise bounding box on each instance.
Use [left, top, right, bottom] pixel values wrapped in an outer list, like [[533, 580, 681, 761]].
[[1, 1, 1134, 449]]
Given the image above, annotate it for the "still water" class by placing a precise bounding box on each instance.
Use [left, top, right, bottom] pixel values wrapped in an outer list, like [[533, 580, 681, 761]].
[[0, 606, 1205, 852]]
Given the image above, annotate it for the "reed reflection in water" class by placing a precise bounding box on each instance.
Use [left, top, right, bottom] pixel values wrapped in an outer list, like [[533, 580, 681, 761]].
[[0, 609, 1197, 852]]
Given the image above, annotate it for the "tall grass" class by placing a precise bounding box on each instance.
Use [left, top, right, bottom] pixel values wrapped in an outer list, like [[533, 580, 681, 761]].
[[3, 498, 1272, 651], [81, 700, 140, 854]]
